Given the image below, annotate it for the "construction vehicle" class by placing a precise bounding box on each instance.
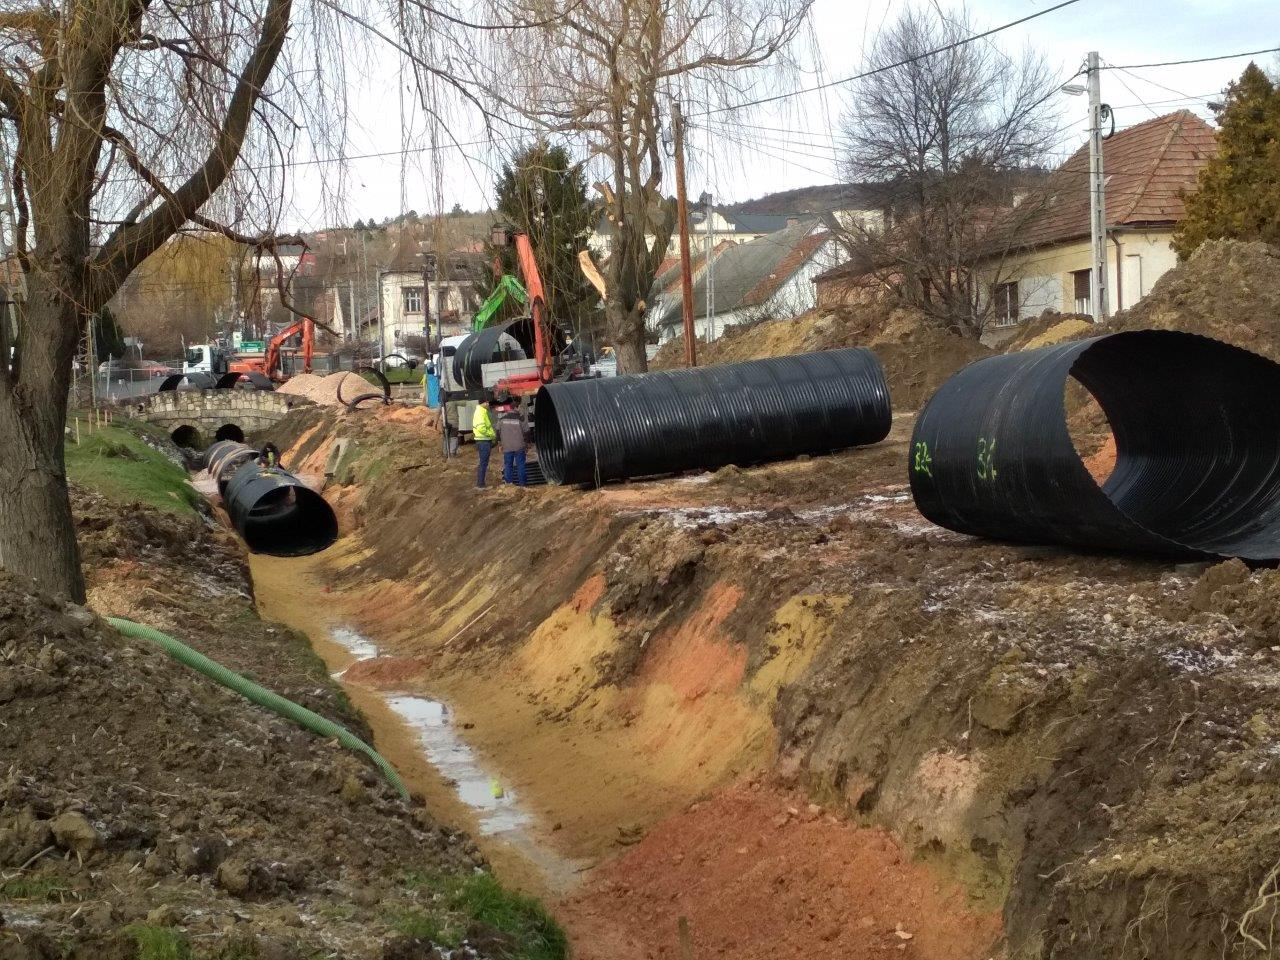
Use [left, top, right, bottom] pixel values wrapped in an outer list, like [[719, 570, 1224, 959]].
[[184, 318, 315, 383], [437, 229, 590, 451], [183, 342, 232, 376], [229, 317, 315, 381]]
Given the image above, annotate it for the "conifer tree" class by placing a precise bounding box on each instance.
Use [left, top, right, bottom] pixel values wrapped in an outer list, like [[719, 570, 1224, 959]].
[[1174, 63, 1280, 259]]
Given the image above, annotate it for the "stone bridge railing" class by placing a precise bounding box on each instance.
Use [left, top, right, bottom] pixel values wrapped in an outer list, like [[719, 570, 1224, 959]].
[[130, 388, 311, 446]]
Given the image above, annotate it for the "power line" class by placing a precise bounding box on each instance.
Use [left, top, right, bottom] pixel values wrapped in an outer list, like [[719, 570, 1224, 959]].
[[689, 0, 1085, 117], [1105, 46, 1280, 70]]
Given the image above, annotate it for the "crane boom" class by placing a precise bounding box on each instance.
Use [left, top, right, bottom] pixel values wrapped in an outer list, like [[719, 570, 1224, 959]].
[[513, 233, 553, 383]]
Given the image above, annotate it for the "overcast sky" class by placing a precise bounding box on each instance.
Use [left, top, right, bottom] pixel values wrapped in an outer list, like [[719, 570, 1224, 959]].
[[279, 0, 1277, 231]]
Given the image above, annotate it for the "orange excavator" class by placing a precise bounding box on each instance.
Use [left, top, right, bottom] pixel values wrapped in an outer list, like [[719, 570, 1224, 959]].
[[229, 317, 314, 381]]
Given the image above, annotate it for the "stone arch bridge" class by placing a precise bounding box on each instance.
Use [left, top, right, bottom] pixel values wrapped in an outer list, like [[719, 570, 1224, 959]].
[[128, 389, 312, 449]]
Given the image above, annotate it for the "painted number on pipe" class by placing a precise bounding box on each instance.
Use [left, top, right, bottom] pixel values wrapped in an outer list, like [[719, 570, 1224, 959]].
[[913, 441, 933, 477], [977, 437, 997, 481]]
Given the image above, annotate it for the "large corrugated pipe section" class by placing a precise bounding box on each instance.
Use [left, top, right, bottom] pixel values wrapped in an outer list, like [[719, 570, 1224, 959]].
[[205, 440, 338, 556], [107, 617, 408, 800], [534, 348, 892, 486], [910, 330, 1280, 560]]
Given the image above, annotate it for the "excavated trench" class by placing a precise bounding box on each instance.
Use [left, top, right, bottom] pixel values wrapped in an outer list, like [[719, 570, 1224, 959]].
[[234, 404, 1280, 960]]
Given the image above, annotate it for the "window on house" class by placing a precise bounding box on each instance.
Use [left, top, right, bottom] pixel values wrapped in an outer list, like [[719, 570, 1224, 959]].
[[1072, 269, 1091, 315], [403, 286, 423, 314], [992, 281, 1020, 327]]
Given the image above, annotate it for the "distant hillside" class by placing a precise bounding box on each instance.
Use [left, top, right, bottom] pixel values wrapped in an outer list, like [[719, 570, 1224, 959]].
[[723, 183, 876, 216], [724, 171, 1051, 217]]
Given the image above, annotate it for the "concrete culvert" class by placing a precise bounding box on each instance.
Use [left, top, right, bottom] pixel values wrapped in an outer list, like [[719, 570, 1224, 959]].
[[170, 424, 202, 448], [214, 423, 246, 443]]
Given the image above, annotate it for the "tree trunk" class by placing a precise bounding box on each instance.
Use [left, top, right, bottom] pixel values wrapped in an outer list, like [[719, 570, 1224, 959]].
[[606, 300, 648, 374], [0, 376, 85, 603]]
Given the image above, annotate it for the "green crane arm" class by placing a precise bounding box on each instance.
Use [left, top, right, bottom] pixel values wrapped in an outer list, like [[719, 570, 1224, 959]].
[[473, 274, 529, 331]]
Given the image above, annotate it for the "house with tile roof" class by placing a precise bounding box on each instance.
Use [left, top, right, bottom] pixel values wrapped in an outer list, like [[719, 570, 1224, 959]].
[[648, 218, 844, 342], [813, 111, 1217, 331], [979, 110, 1217, 327]]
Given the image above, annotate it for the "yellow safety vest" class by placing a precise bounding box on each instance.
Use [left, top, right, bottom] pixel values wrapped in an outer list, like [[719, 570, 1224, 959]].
[[472, 405, 497, 441]]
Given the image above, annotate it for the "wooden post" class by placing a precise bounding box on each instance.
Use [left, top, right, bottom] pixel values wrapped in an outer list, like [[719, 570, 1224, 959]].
[[672, 101, 697, 368]]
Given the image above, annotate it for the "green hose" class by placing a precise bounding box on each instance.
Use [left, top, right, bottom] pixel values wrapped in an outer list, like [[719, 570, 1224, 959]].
[[106, 617, 409, 800]]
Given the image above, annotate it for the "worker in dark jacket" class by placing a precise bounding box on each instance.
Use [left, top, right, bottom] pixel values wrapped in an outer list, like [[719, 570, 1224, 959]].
[[498, 403, 528, 486]]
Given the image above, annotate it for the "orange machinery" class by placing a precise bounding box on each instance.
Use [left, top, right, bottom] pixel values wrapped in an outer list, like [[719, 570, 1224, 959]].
[[229, 317, 314, 381], [489, 232, 568, 397]]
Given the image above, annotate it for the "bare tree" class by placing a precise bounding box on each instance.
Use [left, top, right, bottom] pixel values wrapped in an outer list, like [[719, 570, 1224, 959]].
[[0, 0, 413, 600], [461, 0, 812, 373], [836, 5, 1059, 336]]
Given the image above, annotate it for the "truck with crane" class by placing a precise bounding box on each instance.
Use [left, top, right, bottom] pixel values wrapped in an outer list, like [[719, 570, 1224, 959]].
[[435, 229, 592, 450]]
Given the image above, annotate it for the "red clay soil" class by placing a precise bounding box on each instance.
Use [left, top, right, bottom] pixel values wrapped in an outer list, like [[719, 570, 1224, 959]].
[[559, 781, 1001, 960]]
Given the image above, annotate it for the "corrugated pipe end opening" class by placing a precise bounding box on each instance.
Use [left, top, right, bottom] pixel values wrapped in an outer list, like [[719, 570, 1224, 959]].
[[912, 330, 1280, 560], [241, 485, 339, 556], [1070, 331, 1280, 559], [533, 385, 567, 485]]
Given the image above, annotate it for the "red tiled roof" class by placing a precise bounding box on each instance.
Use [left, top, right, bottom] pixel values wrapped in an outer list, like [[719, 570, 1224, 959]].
[[1015, 110, 1217, 249], [657, 241, 735, 296], [741, 231, 830, 307]]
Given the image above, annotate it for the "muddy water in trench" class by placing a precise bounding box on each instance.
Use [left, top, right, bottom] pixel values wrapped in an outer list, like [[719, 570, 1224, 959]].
[[249, 552, 587, 900]]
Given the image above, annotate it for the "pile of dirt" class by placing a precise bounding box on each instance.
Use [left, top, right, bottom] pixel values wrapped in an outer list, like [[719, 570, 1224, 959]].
[[0, 480, 565, 958], [652, 304, 988, 411], [560, 781, 1001, 960], [1003, 240, 1280, 359], [1108, 239, 1280, 357], [0, 569, 493, 958], [276, 371, 364, 406]]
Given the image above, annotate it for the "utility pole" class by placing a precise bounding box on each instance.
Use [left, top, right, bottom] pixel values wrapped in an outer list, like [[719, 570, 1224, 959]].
[[1086, 51, 1109, 322], [376, 269, 386, 366], [672, 101, 697, 367], [347, 279, 356, 341], [703, 190, 715, 342], [422, 251, 438, 347]]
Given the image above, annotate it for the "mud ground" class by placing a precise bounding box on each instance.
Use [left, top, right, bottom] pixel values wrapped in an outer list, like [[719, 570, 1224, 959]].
[[261, 386, 1280, 960], [0, 483, 536, 960]]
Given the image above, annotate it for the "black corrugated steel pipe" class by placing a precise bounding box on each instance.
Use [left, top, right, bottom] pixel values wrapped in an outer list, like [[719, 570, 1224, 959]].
[[910, 330, 1280, 560], [204, 440, 338, 556], [534, 348, 892, 486]]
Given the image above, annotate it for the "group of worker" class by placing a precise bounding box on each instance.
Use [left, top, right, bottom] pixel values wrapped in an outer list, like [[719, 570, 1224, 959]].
[[471, 390, 530, 489]]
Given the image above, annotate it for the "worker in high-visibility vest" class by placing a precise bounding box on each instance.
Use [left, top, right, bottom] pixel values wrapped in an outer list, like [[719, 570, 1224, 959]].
[[472, 395, 497, 488]]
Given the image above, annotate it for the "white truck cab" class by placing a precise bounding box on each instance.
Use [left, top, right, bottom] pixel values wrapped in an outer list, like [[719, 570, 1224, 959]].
[[183, 344, 228, 376]]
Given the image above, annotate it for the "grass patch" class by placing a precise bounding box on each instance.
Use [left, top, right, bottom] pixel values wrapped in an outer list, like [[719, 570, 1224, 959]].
[[0, 876, 67, 901], [396, 872, 567, 960], [388, 907, 458, 946], [374, 368, 423, 385], [65, 420, 200, 514], [127, 924, 193, 960]]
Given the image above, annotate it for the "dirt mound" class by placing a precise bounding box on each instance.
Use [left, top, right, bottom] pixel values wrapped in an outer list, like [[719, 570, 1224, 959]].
[[652, 304, 988, 411], [277, 371, 364, 406], [0, 568, 495, 957], [1001, 314, 1093, 352], [560, 781, 1000, 960], [1108, 239, 1280, 357], [1002, 241, 1280, 359]]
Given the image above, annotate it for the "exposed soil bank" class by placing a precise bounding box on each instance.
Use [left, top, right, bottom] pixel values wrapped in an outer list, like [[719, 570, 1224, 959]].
[[0, 482, 548, 960], [260, 397, 1280, 960], [249, 550, 585, 901]]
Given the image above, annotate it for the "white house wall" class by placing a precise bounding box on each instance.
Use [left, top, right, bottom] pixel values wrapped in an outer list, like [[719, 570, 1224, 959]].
[[986, 228, 1180, 324], [375, 271, 476, 357]]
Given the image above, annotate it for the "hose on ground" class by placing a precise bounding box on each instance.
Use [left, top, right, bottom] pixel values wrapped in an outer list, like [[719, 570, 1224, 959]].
[[106, 616, 409, 800]]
